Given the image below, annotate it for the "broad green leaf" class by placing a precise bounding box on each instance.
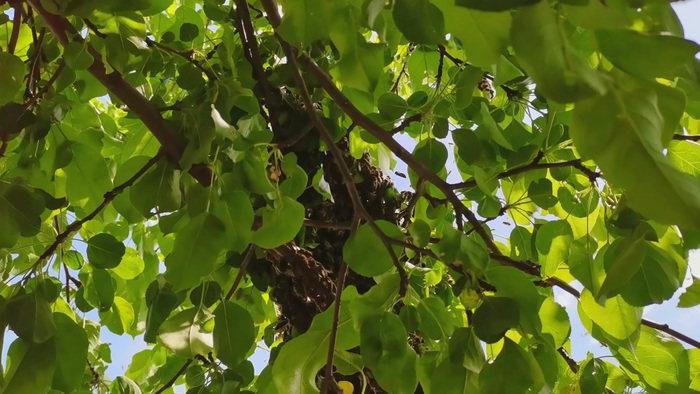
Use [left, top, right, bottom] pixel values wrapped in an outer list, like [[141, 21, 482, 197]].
[[0, 52, 25, 106], [63, 41, 95, 70], [669, 140, 700, 176], [158, 307, 214, 358], [64, 142, 113, 214], [377, 92, 408, 121], [571, 83, 700, 229], [52, 313, 89, 393], [87, 233, 126, 269], [276, 0, 339, 46], [189, 281, 222, 308], [213, 301, 256, 368], [213, 190, 254, 253], [511, 1, 607, 102], [616, 326, 690, 394], [87, 268, 115, 312], [417, 297, 454, 340], [528, 178, 557, 209], [393, 0, 445, 45], [479, 338, 542, 394], [537, 220, 575, 277], [619, 244, 681, 306], [329, 22, 384, 92], [579, 290, 641, 341], [129, 159, 183, 217], [144, 280, 179, 343], [413, 138, 448, 174], [100, 297, 135, 335], [472, 296, 519, 344], [6, 293, 56, 344], [679, 278, 700, 308], [596, 232, 648, 303], [579, 357, 608, 394], [164, 213, 228, 290], [110, 376, 142, 394], [486, 266, 543, 334], [3, 339, 56, 394], [344, 221, 404, 277], [435, 0, 511, 67], [111, 248, 145, 280], [538, 298, 571, 349], [252, 196, 305, 249], [596, 29, 700, 80], [0, 183, 44, 248]]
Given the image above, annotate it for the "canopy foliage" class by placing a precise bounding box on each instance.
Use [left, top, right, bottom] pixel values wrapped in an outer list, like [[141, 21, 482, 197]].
[[1, 0, 700, 393]]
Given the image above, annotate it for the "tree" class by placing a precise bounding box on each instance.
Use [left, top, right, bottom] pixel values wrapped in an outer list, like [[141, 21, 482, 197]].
[[1, 0, 700, 392]]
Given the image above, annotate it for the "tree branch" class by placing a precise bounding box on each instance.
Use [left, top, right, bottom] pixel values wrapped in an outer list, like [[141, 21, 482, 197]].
[[450, 157, 600, 190], [153, 359, 192, 394], [225, 246, 257, 300], [672, 134, 700, 142], [321, 263, 349, 394], [24, 0, 212, 186], [7, 0, 22, 54]]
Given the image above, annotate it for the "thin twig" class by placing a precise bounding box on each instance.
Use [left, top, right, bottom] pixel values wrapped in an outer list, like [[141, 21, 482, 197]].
[[557, 348, 579, 373], [321, 263, 349, 394], [450, 154, 599, 190], [153, 359, 193, 394], [225, 246, 257, 300], [25, 154, 163, 278], [672, 134, 700, 142], [391, 113, 422, 135], [390, 44, 414, 94], [144, 38, 216, 81]]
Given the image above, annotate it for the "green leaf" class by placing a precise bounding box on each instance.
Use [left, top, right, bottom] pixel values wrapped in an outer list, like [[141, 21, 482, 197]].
[[344, 221, 404, 277], [538, 298, 571, 349], [456, 0, 538, 12], [276, 0, 338, 46], [579, 290, 641, 341], [0, 52, 25, 106], [64, 142, 113, 213], [329, 26, 384, 92], [679, 278, 700, 308], [479, 338, 542, 393], [472, 296, 519, 344], [616, 326, 690, 394], [144, 280, 179, 343], [179, 22, 200, 41], [52, 313, 89, 393], [528, 178, 557, 209], [213, 190, 254, 253], [571, 82, 700, 229], [111, 248, 145, 280], [511, 1, 607, 102], [0, 183, 45, 248], [596, 29, 700, 80], [252, 196, 305, 249], [129, 159, 183, 217], [110, 376, 142, 394], [535, 220, 573, 277], [63, 41, 95, 70], [486, 266, 543, 334], [417, 297, 454, 340], [669, 140, 700, 176], [100, 296, 135, 335], [87, 233, 126, 269], [413, 138, 448, 175], [87, 268, 115, 312], [377, 93, 408, 121], [158, 307, 214, 358], [579, 357, 608, 394], [393, 0, 445, 45], [279, 153, 309, 200], [435, 0, 511, 67], [596, 232, 648, 303], [6, 293, 56, 344], [619, 243, 681, 306], [213, 301, 256, 368], [3, 339, 56, 394], [164, 213, 228, 291]]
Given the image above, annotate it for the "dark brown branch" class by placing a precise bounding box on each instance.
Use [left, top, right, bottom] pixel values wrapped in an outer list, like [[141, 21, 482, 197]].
[[557, 348, 579, 373], [321, 263, 349, 394], [450, 156, 599, 190], [153, 359, 192, 394], [225, 246, 257, 300], [25, 0, 212, 186], [435, 48, 445, 90], [672, 134, 700, 142], [391, 113, 422, 135], [8, 1, 22, 54], [233, 0, 281, 132], [26, 153, 163, 276]]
